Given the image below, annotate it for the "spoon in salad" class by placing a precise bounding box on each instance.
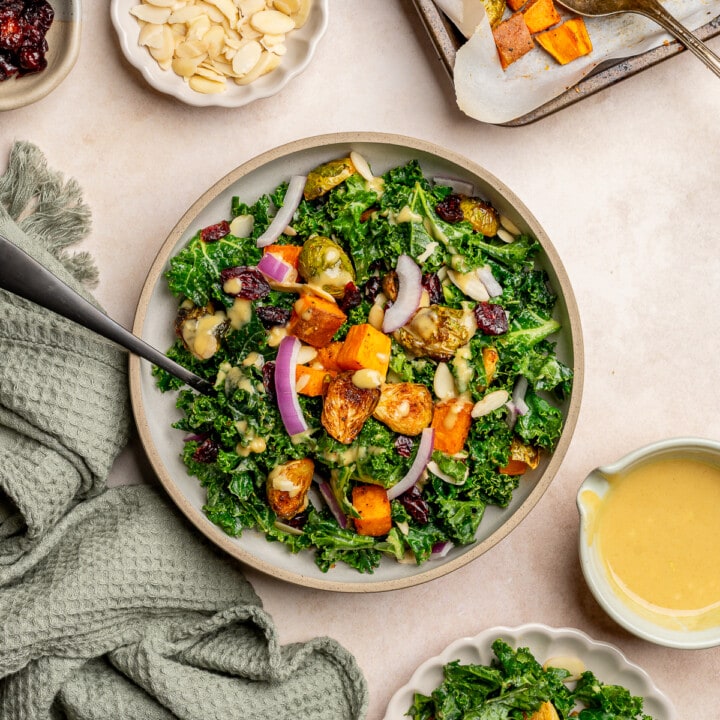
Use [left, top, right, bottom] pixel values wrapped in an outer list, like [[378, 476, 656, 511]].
[[0, 233, 214, 395], [555, 0, 720, 78]]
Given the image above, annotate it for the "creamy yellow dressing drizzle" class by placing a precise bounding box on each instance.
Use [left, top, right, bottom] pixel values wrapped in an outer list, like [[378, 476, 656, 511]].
[[588, 457, 720, 631]]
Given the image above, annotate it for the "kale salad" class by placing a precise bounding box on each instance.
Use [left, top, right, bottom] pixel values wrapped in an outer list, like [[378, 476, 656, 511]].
[[154, 151, 573, 574], [408, 639, 654, 720]]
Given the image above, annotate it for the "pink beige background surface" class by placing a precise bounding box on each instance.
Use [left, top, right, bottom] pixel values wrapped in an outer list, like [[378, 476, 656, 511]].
[[4, 2, 720, 717]]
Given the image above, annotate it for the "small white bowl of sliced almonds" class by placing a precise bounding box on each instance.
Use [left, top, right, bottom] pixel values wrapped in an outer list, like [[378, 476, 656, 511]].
[[110, 0, 328, 107]]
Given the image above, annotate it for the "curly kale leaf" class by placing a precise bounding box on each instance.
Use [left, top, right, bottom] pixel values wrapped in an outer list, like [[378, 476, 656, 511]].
[[165, 231, 262, 307], [514, 390, 564, 451]]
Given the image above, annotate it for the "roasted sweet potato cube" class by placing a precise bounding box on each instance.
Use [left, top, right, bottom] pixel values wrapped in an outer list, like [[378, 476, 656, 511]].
[[499, 437, 540, 475], [523, 0, 561, 33], [263, 243, 303, 268], [535, 17, 593, 64], [431, 399, 474, 455], [352, 484, 392, 537], [336, 323, 392, 379], [507, 0, 528, 11], [321, 372, 380, 444], [266, 458, 315, 520], [312, 341, 344, 372], [492, 13, 534, 70], [372, 382, 433, 436], [287, 294, 347, 348], [295, 364, 332, 397]]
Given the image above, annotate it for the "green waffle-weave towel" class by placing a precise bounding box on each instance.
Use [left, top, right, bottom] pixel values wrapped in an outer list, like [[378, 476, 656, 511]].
[[0, 142, 368, 720]]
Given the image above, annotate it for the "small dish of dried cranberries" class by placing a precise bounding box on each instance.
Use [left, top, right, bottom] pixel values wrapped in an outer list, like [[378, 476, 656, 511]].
[[0, 0, 81, 111]]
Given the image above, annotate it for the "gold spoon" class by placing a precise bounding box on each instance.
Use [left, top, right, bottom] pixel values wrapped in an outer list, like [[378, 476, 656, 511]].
[[555, 0, 720, 78]]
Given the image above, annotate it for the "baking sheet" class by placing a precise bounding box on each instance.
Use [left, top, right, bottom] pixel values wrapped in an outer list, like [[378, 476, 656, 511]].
[[412, 0, 720, 125]]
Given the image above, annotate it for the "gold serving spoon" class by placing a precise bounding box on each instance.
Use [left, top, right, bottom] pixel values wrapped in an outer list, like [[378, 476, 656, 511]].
[[555, 0, 720, 78], [0, 233, 213, 395]]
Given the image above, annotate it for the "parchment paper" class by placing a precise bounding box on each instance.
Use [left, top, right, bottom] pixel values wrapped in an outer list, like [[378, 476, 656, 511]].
[[435, 0, 720, 123]]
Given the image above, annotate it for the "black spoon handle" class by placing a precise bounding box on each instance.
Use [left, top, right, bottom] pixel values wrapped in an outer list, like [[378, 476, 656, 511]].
[[0, 234, 213, 395]]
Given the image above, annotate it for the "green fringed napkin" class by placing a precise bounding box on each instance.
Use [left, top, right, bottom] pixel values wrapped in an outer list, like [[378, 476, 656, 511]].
[[0, 142, 368, 720]]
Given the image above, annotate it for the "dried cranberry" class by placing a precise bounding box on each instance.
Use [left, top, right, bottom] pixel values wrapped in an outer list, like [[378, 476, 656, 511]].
[[220, 266, 270, 300], [359, 207, 377, 223], [25, 2, 53, 32], [200, 220, 230, 243], [364, 276, 382, 303], [394, 435, 414, 457], [397, 486, 430, 525], [283, 510, 309, 529], [192, 437, 219, 463], [18, 45, 44, 72], [421, 272, 443, 304], [339, 281, 362, 312], [0, 1, 52, 80], [256, 305, 291, 329], [0, 52, 17, 79], [435, 194, 464, 224], [262, 361, 276, 402], [474, 302, 508, 335]]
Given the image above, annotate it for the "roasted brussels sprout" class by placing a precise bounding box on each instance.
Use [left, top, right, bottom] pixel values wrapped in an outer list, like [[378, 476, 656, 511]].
[[303, 157, 357, 201], [321, 372, 381, 444], [175, 301, 229, 361], [266, 458, 315, 519], [372, 382, 433, 436], [298, 235, 355, 298], [393, 305, 477, 362], [484, 0, 506, 27], [459, 196, 500, 236]]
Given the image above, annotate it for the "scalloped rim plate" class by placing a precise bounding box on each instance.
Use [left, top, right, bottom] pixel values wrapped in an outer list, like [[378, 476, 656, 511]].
[[110, 0, 328, 107], [129, 132, 583, 592], [0, 0, 81, 111], [383, 624, 677, 719]]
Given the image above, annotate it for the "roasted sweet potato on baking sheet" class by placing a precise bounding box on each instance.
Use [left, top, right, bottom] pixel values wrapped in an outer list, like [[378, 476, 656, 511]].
[[535, 16, 593, 64], [492, 13, 535, 69], [523, 0, 561, 34]]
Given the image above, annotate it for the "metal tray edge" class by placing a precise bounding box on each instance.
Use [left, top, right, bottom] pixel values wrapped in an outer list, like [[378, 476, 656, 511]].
[[411, 0, 720, 125]]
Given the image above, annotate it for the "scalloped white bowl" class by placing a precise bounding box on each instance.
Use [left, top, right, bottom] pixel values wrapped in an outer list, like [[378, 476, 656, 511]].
[[110, 0, 328, 107], [384, 624, 677, 720], [578, 437, 720, 649]]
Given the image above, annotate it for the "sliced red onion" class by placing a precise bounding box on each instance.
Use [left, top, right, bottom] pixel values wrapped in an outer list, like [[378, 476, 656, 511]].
[[431, 540, 455, 559], [433, 176, 474, 196], [478, 265, 503, 297], [382, 254, 422, 333], [274, 335, 308, 436], [387, 427, 435, 500], [317, 480, 348, 529], [506, 376, 529, 427], [307, 484, 324, 512], [257, 252, 294, 283], [256, 175, 306, 248]]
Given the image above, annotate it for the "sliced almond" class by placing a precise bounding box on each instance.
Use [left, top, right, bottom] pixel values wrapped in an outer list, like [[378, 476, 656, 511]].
[[138, 22, 166, 49], [237, 0, 267, 18], [145, 0, 178, 6], [291, 0, 311, 27], [189, 74, 226, 93], [231, 39, 262, 75], [249, 9, 295, 34], [203, 24, 226, 56], [168, 5, 206, 22], [175, 38, 208, 57], [273, 0, 300, 13], [234, 49, 281, 83], [172, 54, 205, 77], [204, 0, 238, 24], [130, 4, 172, 23]]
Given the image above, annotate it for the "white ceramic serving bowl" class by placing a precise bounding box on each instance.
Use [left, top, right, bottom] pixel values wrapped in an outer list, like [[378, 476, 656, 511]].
[[129, 132, 583, 592], [578, 436, 720, 649], [384, 623, 677, 719], [110, 0, 328, 107], [0, 0, 81, 111]]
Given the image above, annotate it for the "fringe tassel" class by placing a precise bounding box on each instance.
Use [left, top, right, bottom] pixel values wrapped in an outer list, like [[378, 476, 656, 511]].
[[0, 141, 97, 286]]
